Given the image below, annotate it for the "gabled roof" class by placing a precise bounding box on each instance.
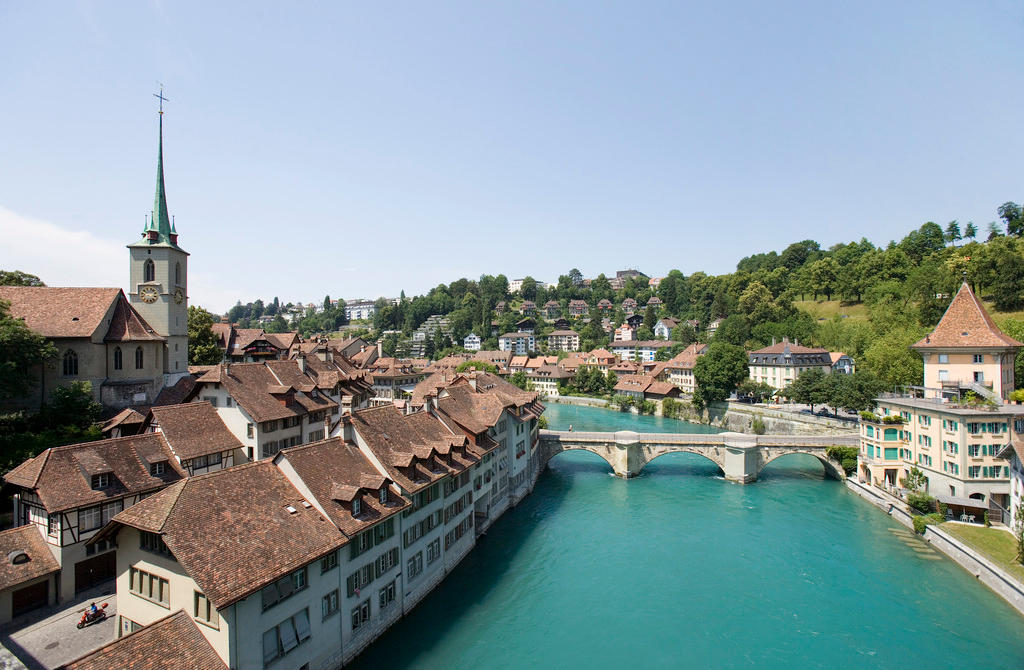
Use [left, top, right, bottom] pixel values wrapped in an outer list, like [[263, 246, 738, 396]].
[[202, 362, 336, 423], [58, 610, 227, 670], [913, 282, 1023, 350], [348, 406, 467, 493], [0, 525, 61, 592], [0, 287, 160, 342], [4, 434, 186, 513], [278, 438, 409, 538], [147, 402, 243, 461], [105, 462, 343, 609], [103, 295, 163, 342]]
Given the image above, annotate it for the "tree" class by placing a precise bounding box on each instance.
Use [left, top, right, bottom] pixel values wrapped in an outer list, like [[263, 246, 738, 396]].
[[904, 466, 928, 493], [568, 268, 583, 286], [736, 379, 775, 403], [509, 371, 529, 390], [860, 326, 927, 389], [784, 367, 828, 412], [713, 314, 749, 346], [0, 299, 57, 400], [944, 220, 962, 246], [692, 342, 748, 409], [186, 306, 224, 365], [456, 360, 499, 374], [520, 277, 538, 302], [998, 201, 1023, 237], [45, 381, 102, 429], [963, 222, 977, 242], [987, 221, 1005, 241], [0, 270, 45, 286]]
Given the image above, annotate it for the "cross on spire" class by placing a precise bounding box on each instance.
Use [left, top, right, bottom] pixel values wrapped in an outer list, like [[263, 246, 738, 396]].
[[153, 85, 169, 115]]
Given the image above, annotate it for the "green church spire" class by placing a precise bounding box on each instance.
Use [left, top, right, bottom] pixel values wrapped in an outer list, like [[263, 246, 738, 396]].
[[151, 102, 172, 241]]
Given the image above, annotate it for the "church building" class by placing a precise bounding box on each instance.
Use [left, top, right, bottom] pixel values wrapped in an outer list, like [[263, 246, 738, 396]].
[[0, 107, 188, 412]]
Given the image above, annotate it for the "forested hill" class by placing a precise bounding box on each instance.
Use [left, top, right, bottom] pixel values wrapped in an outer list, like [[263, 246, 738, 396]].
[[223, 203, 1024, 388]]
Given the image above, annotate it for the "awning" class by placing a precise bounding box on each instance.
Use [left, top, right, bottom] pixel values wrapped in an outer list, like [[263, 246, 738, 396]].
[[935, 494, 988, 509]]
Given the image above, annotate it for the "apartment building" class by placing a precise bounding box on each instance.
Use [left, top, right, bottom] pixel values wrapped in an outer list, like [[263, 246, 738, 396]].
[[547, 330, 580, 352], [747, 338, 833, 392], [859, 284, 1023, 512], [189, 363, 337, 460], [498, 332, 535, 354]]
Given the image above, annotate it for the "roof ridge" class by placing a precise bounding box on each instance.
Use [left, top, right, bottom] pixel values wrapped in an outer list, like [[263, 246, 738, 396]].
[[47, 431, 162, 452]]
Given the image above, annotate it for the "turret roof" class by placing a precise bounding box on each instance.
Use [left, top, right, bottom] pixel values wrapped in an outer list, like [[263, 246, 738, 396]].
[[912, 282, 1022, 350]]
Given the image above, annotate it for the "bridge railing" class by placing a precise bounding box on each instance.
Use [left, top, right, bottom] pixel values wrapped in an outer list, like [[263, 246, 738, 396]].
[[540, 429, 859, 448]]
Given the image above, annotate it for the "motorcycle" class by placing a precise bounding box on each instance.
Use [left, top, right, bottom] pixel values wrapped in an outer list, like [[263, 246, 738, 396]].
[[76, 603, 108, 628]]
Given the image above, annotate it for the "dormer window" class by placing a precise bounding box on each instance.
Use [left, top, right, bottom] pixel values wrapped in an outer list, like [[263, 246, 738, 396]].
[[379, 487, 388, 504], [150, 461, 167, 476], [352, 497, 361, 516], [91, 473, 112, 489]]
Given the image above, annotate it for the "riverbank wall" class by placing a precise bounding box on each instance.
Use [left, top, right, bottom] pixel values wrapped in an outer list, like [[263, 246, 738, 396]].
[[545, 395, 855, 436], [845, 478, 1024, 616]]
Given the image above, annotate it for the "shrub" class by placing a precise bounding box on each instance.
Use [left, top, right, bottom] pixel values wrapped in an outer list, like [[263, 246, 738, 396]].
[[882, 415, 904, 424], [1010, 389, 1024, 403], [826, 446, 859, 475], [906, 491, 936, 515], [662, 397, 682, 419], [860, 411, 880, 422], [751, 416, 766, 435], [639, 400, 656, 415], [912, 512, 944, 535]]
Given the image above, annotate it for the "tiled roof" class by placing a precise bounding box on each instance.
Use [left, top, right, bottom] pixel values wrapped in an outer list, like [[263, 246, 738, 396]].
[[103, 296, 163, 342], [609, 340, 673, 350], [0, 287, 160, 342], [913, 282, 1023, 350], [548, 330, 579, 337], [101, 408, 146, 434], [203, 362, 336, 423], [58, 609, 228, 670], [107, 462, 343, 609], [152, 375, 197, 406], [4, 434, 186, 513], [148, 402, 243, 461], [0, 525, 60, 592], [278, 437, 409, 538]]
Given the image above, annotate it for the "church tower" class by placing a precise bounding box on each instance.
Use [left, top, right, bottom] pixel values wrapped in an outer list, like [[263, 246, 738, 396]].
[[128, 97, 189, 380]]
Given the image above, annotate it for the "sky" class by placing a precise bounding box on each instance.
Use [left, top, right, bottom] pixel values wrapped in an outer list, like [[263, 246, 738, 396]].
[[1, 1, 1022, 313]]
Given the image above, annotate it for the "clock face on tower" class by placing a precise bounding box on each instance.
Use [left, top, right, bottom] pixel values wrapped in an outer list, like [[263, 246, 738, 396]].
[[174, 288, 184, 304], [140, 286, 159, 303]]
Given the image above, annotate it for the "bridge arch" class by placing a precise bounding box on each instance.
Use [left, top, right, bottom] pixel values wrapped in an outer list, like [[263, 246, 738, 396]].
[[757, 450, 845, 481], [547, 445, 616, 473], [637, 448, 725, 476]]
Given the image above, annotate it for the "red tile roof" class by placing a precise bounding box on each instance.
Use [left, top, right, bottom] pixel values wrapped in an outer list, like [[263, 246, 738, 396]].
[[913, 282, 1023, 350], [278, 437, 409, 538], [105, 462, 343, 609], [0, 525, 60, 592], [147, 402, 243, 461], [0, 287, 161, 342], [4, 434, 187, 513], [58, 609, 227, 670]]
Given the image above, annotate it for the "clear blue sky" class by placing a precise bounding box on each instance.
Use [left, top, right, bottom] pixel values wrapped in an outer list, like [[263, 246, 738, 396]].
[[1, 1, 1021, 313]]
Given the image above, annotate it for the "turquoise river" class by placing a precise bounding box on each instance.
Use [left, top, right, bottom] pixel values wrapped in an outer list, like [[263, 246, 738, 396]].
[[349, 403, 1024, 669]]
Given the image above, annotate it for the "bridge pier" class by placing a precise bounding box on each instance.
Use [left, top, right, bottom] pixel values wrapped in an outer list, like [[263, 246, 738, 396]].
[[720, 434, 760, 484]]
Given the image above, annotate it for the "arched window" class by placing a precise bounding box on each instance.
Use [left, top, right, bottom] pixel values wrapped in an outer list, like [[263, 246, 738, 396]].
[[143, 259, 155, 283], [175, 262, 181, 285], [62, 350, 78, 377], [135, 346, 144, 370], [113, 346, 123, 371]]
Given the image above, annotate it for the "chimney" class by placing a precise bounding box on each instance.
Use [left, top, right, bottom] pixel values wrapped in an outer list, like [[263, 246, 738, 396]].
[[296, 351, 306, 373], [772, 336, 776, 346], [377, 340, 383, 358]]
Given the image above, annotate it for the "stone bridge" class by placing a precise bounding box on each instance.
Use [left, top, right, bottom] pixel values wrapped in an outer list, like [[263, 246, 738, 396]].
[[538, 430, 860, 483]]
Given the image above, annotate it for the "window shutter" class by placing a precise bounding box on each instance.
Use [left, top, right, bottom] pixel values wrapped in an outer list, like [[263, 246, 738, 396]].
[[346, 575, 355, 597]]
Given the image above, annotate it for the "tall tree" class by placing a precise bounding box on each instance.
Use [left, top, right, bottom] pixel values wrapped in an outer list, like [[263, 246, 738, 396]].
[[963, 222, 977, 242], [692, 342, 748, 409], [944, 220, 962, 246], [998, 201, 1023, 237]]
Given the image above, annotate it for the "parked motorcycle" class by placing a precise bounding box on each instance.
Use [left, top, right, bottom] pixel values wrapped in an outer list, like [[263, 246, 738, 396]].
[[76, 603, 108, 629]]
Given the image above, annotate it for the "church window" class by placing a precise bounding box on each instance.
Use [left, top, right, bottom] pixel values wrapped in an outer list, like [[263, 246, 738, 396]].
[[135, 347, 144, 370], [62, 350, 78, 376], [113, 347, 123, 370], [175, 263, 181, 285], [143, 260, 155, 283]]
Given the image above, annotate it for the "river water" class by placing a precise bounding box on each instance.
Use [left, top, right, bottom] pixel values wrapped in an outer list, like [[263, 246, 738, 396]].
[[349, 403, 1024, 669]]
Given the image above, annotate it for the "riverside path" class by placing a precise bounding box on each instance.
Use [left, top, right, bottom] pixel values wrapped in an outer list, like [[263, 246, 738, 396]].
[[538, 429, 860, 483]]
